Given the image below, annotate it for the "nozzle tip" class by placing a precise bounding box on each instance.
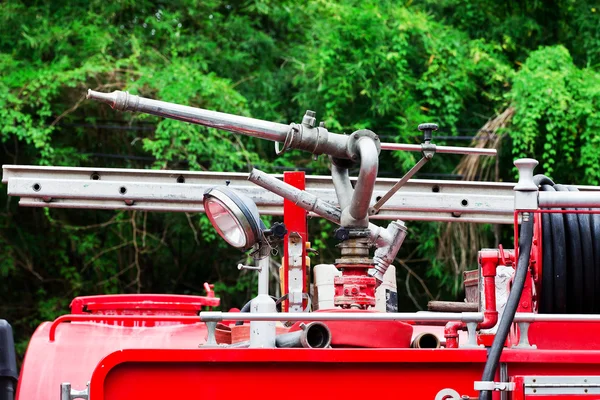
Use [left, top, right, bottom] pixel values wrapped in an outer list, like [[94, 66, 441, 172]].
[[85, 89, 124, 110]]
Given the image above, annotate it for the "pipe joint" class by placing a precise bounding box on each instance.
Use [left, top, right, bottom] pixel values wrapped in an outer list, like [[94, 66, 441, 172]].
[[444, 321, 464, 348], [371, 220, 408, 285], [346, 130, 381, 162]]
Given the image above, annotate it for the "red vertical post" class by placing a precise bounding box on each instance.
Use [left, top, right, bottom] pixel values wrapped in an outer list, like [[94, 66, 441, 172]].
[[283, 172, 308, 312]]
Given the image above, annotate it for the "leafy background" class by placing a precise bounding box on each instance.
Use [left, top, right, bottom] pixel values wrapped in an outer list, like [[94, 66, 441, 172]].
[[0, 0, 598, 356]]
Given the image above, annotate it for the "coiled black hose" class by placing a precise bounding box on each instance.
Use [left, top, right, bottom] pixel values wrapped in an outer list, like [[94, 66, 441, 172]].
[[480, 175, 599, 399], [538, 180, 600, 314], [479, 216, 535, 400]]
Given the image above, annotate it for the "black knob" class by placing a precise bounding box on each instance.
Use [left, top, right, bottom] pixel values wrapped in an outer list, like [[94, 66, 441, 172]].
[[269, 222, 288, 239], [418, 123, 438, 143]]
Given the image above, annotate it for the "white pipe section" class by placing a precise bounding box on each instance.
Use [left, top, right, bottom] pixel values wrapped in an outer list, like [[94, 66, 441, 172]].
[[202, 311, 485, 323]]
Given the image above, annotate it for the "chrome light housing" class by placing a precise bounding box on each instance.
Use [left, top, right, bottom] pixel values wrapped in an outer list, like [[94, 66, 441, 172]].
[[203, 187, 264, 250]]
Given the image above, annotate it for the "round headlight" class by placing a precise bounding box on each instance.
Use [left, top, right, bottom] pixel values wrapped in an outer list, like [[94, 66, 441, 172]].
[[203, 187, 263, 250]]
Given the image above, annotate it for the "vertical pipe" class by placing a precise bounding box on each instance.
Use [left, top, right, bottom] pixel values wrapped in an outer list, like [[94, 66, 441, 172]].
[[348, 138, 379, 222], [257, 255, 270, 296], [331, 165, 353, 210], [250, 246, 277, 348]]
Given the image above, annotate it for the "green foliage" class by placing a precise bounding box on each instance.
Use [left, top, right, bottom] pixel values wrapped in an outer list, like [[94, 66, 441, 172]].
[[0, 0, 599, 359], [509, 46, 600, 184]]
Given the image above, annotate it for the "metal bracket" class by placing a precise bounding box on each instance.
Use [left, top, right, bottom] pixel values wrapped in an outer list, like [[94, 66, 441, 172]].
[[460, 321, 481, 348], [524, 376, 600, 395], [202, 321, 219, 347], [61, 382, 89, 400], [474, 381, 515, 392], [512, 321, 537, 349], [287, 232, 304, 313]]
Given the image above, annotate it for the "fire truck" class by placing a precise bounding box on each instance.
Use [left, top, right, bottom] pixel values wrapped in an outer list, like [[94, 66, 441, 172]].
[[1, 89, 600, 400]]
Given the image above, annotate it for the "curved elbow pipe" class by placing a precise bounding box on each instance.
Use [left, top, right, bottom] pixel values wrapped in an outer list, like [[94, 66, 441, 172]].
[[348, 138, 379, 223]]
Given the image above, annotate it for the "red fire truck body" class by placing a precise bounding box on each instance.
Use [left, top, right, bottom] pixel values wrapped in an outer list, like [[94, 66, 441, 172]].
[[3, 90, 600, 400]]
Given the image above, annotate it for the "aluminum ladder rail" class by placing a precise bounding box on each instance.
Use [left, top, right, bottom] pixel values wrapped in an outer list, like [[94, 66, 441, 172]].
[[4, 165, 600, 224]]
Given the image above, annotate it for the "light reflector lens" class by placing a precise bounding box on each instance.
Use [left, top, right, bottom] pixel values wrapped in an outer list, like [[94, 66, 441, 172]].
[[203, 187, 263, 250], [205, 198, 247, 248]]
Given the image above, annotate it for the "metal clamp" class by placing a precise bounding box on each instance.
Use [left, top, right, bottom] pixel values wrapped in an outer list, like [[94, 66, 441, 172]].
[[474, 381, 515, 391], [61, 382, 89, 400], [274, 124, 298, 156]]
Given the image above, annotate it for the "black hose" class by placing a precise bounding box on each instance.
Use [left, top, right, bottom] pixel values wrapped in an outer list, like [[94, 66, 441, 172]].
[[539, 184, 554, 313], [568, 186, 595, 312], [555, 184, 584, 313], [593, 212, 600, 312], [479, 216, 534, 400], [546, 186, 567, 313], [535, 177, 600, 314], [235, 300, 253, 325], [235, 296, 282, 326]]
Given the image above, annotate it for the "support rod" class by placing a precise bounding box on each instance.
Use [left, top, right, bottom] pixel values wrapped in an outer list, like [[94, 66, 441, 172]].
[[201, 311, 484, 323], [370, 157, 430, 214], [380, 143, 497, 156]]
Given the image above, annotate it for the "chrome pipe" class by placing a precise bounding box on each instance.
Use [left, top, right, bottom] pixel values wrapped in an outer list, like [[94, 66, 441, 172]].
[[87, 90, 290, 142], [331, 164, 353, 210], [86, 90, 355, 159], [249, 168, 342, 224], [348, 138, 378, 223], [228, 322, 332, 349], [201, 311, 484, 323], [538, 192, 600, 208], [275, 322, 332, 348]]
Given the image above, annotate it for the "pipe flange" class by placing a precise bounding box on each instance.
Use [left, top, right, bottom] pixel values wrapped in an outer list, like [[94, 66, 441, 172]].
[[334, 258, 374, 265], [346, 129, 381, 161]]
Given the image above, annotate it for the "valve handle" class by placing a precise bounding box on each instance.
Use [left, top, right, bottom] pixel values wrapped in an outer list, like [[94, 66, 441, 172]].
[[418, 123, 438, 144]]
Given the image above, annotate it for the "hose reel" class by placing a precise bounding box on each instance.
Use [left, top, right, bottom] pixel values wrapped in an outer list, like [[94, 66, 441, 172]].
[[537, 175, 600, 314]]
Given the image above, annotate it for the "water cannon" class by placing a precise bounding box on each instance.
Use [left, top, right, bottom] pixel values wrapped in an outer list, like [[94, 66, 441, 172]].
[[86, 89, 496, 306]]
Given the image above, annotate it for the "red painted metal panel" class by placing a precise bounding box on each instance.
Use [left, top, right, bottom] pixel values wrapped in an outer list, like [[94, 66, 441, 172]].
[[283, 171, 308, 312], [91, 349, 487, 400], [88, 348, 600, 400]]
